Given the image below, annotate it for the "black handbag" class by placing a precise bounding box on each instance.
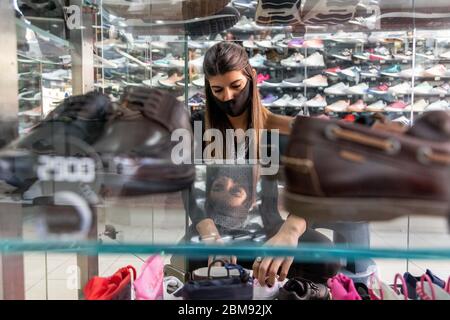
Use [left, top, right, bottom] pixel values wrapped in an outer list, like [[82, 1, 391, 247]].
[[176, 259, 253, 300]]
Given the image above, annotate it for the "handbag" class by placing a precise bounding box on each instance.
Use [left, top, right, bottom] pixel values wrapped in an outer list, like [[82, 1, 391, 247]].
[[84, 265, 137, 300], [134, 255, 164, 300], [177, 259, 253, 300]]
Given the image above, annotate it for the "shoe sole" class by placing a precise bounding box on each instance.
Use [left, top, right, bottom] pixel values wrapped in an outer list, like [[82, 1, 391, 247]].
[[283, 190, 449, 222]]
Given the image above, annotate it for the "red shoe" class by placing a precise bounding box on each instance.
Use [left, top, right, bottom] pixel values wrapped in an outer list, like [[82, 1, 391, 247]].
[[323, 66, 342, 77]]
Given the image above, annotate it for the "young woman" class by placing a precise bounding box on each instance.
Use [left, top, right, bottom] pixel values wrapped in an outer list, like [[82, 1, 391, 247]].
[[182, 41, 339, 286]]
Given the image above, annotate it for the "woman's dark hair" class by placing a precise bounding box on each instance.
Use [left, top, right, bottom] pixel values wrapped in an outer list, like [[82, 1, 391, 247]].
[[202, 41, 268, 160]]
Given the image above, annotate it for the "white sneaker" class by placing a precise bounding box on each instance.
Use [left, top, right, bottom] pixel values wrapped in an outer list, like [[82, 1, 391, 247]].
[[305, 94, 327, 108], [389, 82, 411, 95], [404, 99, 429, 112], [287, 94, 307, 107], [280, 53, 304, 67], [253, 279, 286, 300], [325, 100, 350, 112], [249, 53, 266, 68], [400, 66, 426, 78], [303, 74, 328, 87], [412, 82, 433, 95], [272, 94, 293, 107], [346, 83, 369, 95], [366, 100, 387, 112], [439, 51, 450, 59], [424, 64, 447, 77], [255, 39, 274, 49], [348, 15, 378, 30], [324, 82, 349, 95], [393, 50, 413, 61], [425, 99, 449, 111], [340, 66, 360, 79], [302, 52, 325, 67]]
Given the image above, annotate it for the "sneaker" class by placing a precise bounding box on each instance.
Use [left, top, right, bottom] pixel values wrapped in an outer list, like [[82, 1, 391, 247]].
[[439, 50, 450, 59], [327, 274, 362, 300], [389, 82, 411, 95], [366, 100, 387, 112], [255, 39, 274, 49], [287, 38, 304, 48], [353, 51, 371, 61], [360, 66, 381, 78], [329, 31, 368, 44], [261, 94, 279, 106], [278, 278, 330, 300], [368, 83, 390, 95], [323, 66, 342, 77], [412, 82, 434, 95], [403, 269, 446, 300], [431, 83, 450, 96], [339, 66, 360, 79], [347, 99, 367, 112], [305, 94, 327, 108], [424, 64, 447, 77], [302, 39, 324, 49], [380, 64, 402, 77], [370, 47, 392, 61], [325, 100, 350, 112], [272, 94, 293, 107], [385, 100, 408, 112], [188, 93, 206, 107], [332, 49, 353, 61], [287, 94, 307, 107], [393, 50, 413, 61], [282, 75, 304, 87], [348, 15, 378, 30], [404, 99, 429, 112], [257, 73, 270, 84], [346, 83, 369, 95], [425, 99, 449, 111], [243, 38, 258, 49], [303, 74, 328, 87], [262, 77, 283, 87], [324, 82, 349, 95], [302, 52, 325, 67], [400, 66, 426, 78], [416, 50, 437, 61], [163, 276, 183, 300], [249, 53, 266, 68], [280, 53, 304, 67]]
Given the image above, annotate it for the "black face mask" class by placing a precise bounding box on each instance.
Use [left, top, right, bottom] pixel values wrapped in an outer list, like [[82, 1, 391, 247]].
[[212, 80, 252, 117]]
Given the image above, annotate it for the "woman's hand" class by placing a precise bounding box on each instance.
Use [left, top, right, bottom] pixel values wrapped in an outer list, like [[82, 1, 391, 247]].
[[252, 215, 306, 287]]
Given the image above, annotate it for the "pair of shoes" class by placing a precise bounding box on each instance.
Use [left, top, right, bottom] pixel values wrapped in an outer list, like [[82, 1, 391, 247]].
[[282, 110, 450, 222], [0, 88, 195, 197], [278, 277, 330, 300]]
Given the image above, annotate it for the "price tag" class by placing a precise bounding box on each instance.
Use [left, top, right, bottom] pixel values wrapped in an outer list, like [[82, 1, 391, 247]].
[[380, 60, 385, 64], [435, 77, 441, 81], [402, 59, 408, 64], [371, 77, 377, 81]]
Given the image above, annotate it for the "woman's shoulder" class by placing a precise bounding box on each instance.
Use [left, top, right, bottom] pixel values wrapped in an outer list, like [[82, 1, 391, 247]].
[[263, 111, 294, 135]]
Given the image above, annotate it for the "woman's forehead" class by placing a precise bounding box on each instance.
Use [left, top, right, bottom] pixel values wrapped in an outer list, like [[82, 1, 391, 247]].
[[208, 70, 246, 86]]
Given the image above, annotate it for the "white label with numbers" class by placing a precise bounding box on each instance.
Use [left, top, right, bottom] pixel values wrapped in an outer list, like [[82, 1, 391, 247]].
[[37, 156, 95, 183]]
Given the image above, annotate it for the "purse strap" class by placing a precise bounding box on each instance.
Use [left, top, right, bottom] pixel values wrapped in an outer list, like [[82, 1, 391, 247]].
[[224, 264, 250, 283]]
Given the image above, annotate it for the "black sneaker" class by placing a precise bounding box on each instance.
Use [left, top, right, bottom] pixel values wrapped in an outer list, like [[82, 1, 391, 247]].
[[278, 278, 330, 300]]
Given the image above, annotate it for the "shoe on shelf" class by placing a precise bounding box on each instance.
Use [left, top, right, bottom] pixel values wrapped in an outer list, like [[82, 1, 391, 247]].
[[393, 50, 413, 61], [305, 94, 327, 108], [282, 111, 450, 222], [303, 74, 328, 87], [339, 66, 360, 79], [412, 82, 434, 95], [323, 66, 342, 77], [368, 83, 390, 95], [404, 99, 429, 112], [288, 38, 304, 48], [261, 94, 279, 106], [324, 82, 349, 95], [280, 53, 304, 68], [261, 77, 283, 87], [399, 66, 426, 78], [257, 73, 270, 84], [302, 52, 325, 67], [302, 39, 324, 49], [192, 75, 205, 88], [278, 278, 330, 300], [424, 100, 449, 112], [249, 53, 267, 68], [380, 64, 402, 77], [423, 64, 447, 77], [282, 75, 304, 87], [389, 82, 411, 95], [347, 99, 367, 112], [331, 49, 353, 61], [287, 94, 307, 107], [365, 100, 386, 112], [272, 94, 293, 107], [325, 100, 350, 113], [385, 100, 408, 112], [346, 83, 369, 95], [360, 66, 380, 78]]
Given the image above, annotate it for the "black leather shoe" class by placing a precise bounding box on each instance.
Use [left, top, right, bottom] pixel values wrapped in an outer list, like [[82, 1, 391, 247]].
[[278, 277, 330, 300], [93, 87, 195, 196]]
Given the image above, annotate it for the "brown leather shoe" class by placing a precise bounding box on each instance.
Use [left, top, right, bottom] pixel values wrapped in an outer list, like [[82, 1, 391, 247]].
[[282, 111, 450, 222]]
